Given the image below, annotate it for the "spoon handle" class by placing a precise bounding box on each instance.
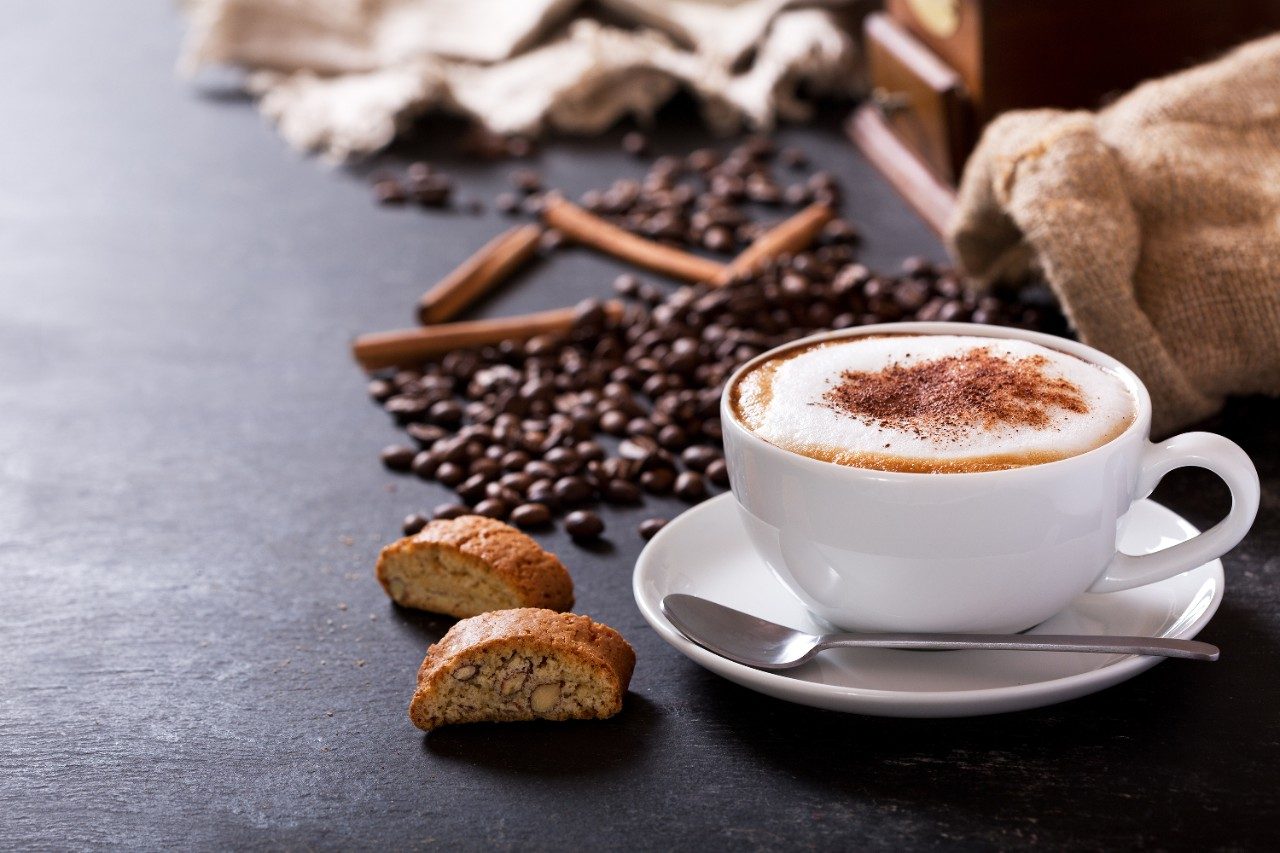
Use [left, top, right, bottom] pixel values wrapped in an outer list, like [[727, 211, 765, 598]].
[[819, 634, 1219, 661]]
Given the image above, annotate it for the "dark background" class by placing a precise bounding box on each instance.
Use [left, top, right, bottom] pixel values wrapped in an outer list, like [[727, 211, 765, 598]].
[[2, 4, 1277, 849]]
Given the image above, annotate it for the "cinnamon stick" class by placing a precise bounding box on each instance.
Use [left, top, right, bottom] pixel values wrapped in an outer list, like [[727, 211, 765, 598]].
[[354, 301, 624, 372], [542, 196, 726, 284], [717, 203, 835, 285], [417, 223, 543, 324]]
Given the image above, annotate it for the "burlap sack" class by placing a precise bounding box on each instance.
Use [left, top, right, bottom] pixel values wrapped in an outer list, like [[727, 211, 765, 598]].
[[181, 0, 858, 160], [948, 34, 1280, 436]]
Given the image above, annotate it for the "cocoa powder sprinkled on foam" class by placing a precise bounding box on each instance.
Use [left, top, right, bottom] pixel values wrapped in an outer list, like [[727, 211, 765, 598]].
[[820, 347, 1089, 441]]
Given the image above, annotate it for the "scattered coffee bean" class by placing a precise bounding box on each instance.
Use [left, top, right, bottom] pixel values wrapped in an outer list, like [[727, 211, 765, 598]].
[[411, 450, 442, 479], [706, 457, 730, 487], [526, 482, 559, 509], [640, 468, 675, 495], [512, 169, 542, 193], [525, 459, 559, 480], [469, 457, 502, 479], [373, 179, 407, 205], [613, 274, 642, 297], [510, 502, 552, 528], [622, 131, 649, 157], [780, 146, 809, 169], [407, 423, 447, 446], [474, 498, 509, 520], [603, 479, 642, 505], [402, 513, 430, 535], [564, 510, 604, 540], [435, 462, 466, 488], [680, 445, 717, 472], [638, 518, 667, 540], [380, 445, 416, 472], [675, 471, 708, 502], [433, 503, 471, 520], [539, 229, 565, 253], [554, 476, 594, 506], [457, 473, 489, 503], [600, 410, 628, 435]]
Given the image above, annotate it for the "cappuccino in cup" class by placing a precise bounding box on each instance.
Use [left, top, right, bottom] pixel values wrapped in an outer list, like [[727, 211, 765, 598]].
[[730, 334, 1136, 474], [720, 323, 1258, 633]]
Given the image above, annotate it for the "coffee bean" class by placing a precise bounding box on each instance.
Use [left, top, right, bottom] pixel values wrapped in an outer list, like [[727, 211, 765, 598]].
[[402, 513, 430, 535], [495, 192, 520, 214], [484, 482, 520, 503], [433, 503, 471, 520], [554, 476, 594, 506], [526, 482, 559, 509], [435, 462, 466, 487], [657, 424, 688, 450], [539, 229, 565, 253], [600, 410, 629, 436], [640, 468, 675, 495], [576, 440, 606, 463], [613, 274, 642, 297], [545, 447, 580, 473], [511, 169, 542, 193], [524, 459, 559, 480], [627, 417, 657, 438], [638, 518, 667, 540], [706, 458, 730, 487], [429, 400, 464, 427], [368, 378, 396, 402], [501, 450, 531, 472], [619, 436, 658, 461], [457, 473, 490, 503], [409, 451, 439, 480], [500, 471, 534, 493], [603, 479, 642, 505], [680, 445, 717, 472], [622, 131, 649, 157], [373, 179, 407, 204], [469, 457, 502, 479], [470, 498, 507, 520], [406, 423, 447, 446], [780, 147, 809, 169], [491, 500, 545, 530], [675, 471, 708, 502], [380, 445, 416, 472], [383, 397, 429, 424], [564, 510, 604, 539]]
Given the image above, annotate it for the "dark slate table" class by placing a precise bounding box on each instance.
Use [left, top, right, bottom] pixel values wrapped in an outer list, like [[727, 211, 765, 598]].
[[3, 4, 1277, 849]]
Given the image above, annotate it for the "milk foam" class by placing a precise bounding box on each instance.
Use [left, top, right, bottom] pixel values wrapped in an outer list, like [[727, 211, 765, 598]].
[[733, 335, 1135, 471]]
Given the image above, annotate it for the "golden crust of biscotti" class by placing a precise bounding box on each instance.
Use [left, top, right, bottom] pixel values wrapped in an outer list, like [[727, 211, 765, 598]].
[[409, 608, 637, 731], [375, 516, 573, 617]]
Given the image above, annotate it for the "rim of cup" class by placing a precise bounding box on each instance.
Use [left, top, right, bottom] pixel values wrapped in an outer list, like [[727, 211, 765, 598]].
[[719, 321, 1154, 481]]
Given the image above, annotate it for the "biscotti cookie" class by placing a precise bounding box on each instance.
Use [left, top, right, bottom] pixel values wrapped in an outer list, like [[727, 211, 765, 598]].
[[409, 608, 636, 731], [376, 516, 573, 618]]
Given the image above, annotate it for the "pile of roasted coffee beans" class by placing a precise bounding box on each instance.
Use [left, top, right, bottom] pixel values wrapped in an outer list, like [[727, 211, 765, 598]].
[[491, 134, 849, 256], [580, 135, 844, 254], [372, 216, 1061, 545]]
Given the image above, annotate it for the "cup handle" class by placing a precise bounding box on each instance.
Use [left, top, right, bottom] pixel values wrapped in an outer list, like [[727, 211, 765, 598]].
[[1089, 432, 1259, 593]]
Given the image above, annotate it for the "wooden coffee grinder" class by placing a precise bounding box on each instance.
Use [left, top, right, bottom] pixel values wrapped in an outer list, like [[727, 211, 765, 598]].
[[849, 0, 1280, 233]]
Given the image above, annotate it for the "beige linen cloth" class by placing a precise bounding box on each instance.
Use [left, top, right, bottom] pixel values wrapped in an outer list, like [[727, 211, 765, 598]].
[[181, 0, 860, 161], [949, 34, 1280, 435]]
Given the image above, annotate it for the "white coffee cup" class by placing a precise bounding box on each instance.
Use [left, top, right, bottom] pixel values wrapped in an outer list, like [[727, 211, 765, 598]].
[[720, 322, 1260, 633]]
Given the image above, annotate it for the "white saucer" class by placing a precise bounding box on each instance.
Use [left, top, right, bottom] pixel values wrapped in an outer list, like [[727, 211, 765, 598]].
[[633, 493, 1223, 717]]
